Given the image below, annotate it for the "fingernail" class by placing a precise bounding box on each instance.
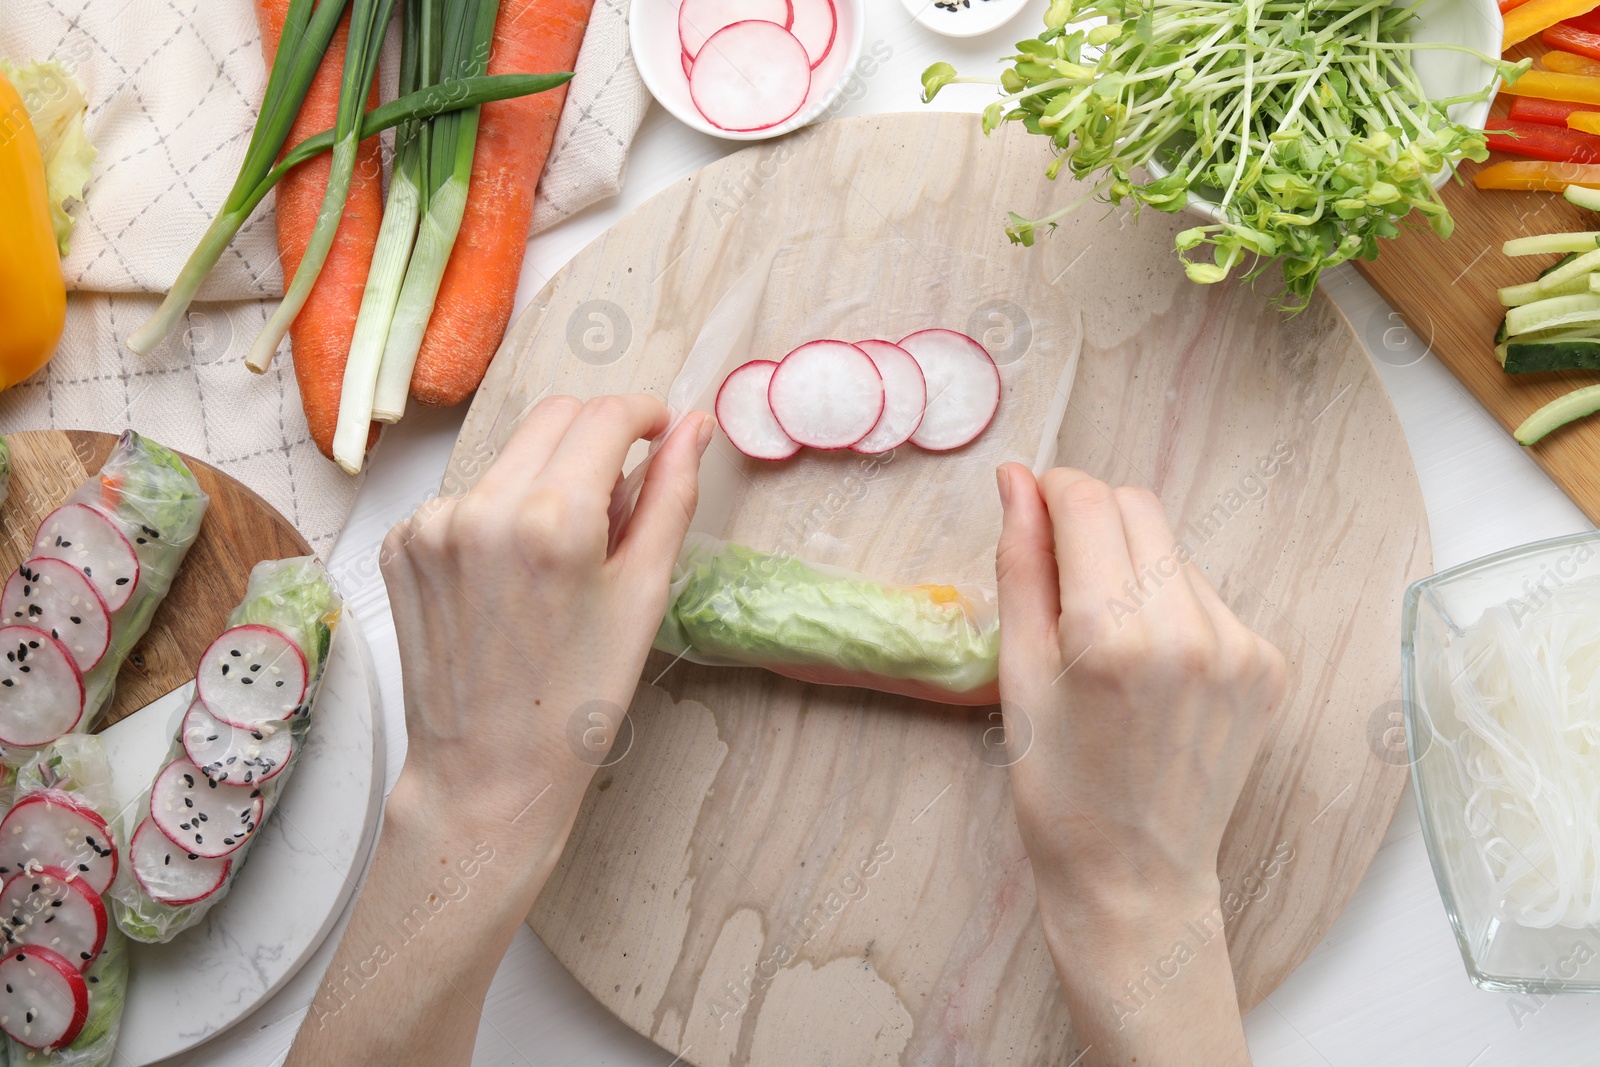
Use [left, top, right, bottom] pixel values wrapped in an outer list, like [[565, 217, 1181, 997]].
[[996, 465, 1011, 507], [695, 413, 715, 456]]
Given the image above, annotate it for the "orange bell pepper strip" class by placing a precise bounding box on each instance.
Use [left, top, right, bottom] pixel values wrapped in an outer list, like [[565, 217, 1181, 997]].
[[1506, 0, 1600, 48], [1545, 49, 1600, 75], [1500, 69, 1600, 105], [1502, 0, 1535, 11], [1474, 159, 1600, 190]]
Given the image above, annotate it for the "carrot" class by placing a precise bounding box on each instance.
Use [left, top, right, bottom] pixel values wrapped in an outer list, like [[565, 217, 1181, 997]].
[[407, 0, 594, 408], [256, 0, 384, 458]]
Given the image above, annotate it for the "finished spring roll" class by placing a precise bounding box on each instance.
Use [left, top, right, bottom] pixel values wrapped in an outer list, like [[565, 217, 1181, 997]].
[[111, 556, 341, 943], [655, 534, 1000, 705], [0, 736, 128, 1067], [0, 431, 208, 754]]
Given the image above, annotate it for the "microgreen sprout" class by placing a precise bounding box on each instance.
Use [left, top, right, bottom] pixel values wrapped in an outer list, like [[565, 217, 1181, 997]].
[[924, 0, 1531, 307]]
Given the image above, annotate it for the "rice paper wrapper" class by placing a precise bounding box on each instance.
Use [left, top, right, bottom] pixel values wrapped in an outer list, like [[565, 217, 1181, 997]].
[[4, 432, 208, 761], [648, 239, 1080, 705], [110, 557, 340, 943]]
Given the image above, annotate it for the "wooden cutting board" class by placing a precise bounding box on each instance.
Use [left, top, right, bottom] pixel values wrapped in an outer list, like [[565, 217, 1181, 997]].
[[0, 429, 310, 728], [1356, 38, 1600, 522], [450, 112, 1431, 1066]]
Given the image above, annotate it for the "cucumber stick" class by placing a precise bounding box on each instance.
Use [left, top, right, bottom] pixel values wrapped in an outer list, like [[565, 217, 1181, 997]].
[[1506, 294, 1600, 337], [1517, 385, 1600, 445], [1504, 233, 1600, 257], [1502, 339, 1600, 373], [1501, 274, 1594, 306]]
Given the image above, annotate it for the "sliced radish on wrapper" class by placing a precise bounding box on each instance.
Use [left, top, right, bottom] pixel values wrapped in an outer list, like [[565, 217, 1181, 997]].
[[850, 340, 927, 453], [29, 504, 139, 613], [0, 866, 108, 966], [788, 0, 836, 67], [689, 21, 811, 132], [679, 0, 791, 58], [149, 759, 264, 859], [2, 559, 111, 673], [196, 624, 308, 728], [128, 818, 230, 907], [0, 627, 84, 749], [899, 329, 1001, 451], [768, 340, 885, 449], [182, 698, 294, 786], [0, 796, 117, 896], [716, 360, 802, 460], [0, 945, 89, 1049]]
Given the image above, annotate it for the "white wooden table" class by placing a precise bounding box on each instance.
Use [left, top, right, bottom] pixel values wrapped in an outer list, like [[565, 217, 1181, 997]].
[[168, 3, 1600, 1064]]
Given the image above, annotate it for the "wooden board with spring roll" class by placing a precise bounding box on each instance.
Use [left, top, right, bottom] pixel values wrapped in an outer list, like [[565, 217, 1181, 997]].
[[0, 429, 384, 1064], [449, 113, 1433, 1066], [1355, 38, 1600, 522], [0, 430, 309, 729]]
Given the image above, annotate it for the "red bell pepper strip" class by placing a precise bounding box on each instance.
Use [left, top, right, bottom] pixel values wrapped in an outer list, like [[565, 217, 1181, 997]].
[[1510, 95, 1600, 126], [1544, 23, 1600, 61], [1562, 9, 1600, 31], [1485, 118, 1600, 162]]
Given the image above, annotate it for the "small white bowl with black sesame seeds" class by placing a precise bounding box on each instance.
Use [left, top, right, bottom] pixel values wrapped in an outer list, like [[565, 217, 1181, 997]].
[[900, 0, 1030, 38]]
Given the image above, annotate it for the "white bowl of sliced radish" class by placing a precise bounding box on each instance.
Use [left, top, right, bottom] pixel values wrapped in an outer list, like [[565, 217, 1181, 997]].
[[715, 330, 1001, 459], [631, 0, 864, 140]]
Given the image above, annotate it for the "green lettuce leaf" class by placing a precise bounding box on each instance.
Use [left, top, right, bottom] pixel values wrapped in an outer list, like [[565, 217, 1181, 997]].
[[1, 59, 96, 257]]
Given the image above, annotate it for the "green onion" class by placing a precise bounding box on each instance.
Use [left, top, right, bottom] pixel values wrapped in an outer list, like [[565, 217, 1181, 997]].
[[246, 0, 400, 373], [128, 0, 350, 355], [370, 0, 501, 421]]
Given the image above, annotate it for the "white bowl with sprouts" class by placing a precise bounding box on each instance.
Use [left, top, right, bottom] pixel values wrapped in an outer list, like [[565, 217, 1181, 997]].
[[1404, 530, 1600, 994], [1145, 0, 1505, 224]]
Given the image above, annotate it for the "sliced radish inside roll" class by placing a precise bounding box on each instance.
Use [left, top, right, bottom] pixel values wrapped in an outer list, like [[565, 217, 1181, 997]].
[[768, 340, 885, 449], [182, 698, 294, 786], [128, 818, 230, 907], [149, 759, 264, 859], [688, 21, 811, 132], [0, 945, 88, 1049], [715, 360, 802, 460], [196, 624, 308, 728], [850, 340, 928, 454], [788, 0, 836, 67], [899, 329, 1001, 451], [2, 559, 111, 673], [29, 504, 139, 613], [0, 796, 116, 897], [0, 866, 108, 967], [679, 0, 791, 58], [0, 627, 84, 749]]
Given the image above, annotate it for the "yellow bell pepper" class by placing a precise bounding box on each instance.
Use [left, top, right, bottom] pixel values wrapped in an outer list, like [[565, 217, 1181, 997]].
[[1500, 69, 1600, 106], [1504, 0, 1600, 49], [1544, 50, 1600, 77], [0, 69, 66, 390]]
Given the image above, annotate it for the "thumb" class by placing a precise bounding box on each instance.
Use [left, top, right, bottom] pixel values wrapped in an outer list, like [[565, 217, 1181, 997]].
[[995, 462, 1060, 663], [616, 412, 711, 578]]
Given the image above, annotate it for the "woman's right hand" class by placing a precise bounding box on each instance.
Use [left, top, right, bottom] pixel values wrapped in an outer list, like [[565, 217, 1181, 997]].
[[993, 462, 1286, 1066]]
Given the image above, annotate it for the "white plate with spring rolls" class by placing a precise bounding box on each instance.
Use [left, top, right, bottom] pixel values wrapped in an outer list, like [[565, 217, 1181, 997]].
[[0, 430, 383, 1065]]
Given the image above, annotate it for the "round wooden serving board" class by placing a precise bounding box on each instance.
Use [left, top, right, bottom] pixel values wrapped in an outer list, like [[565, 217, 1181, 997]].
[[450, 113, 1432, 1066], [0, 429, 310, 728]]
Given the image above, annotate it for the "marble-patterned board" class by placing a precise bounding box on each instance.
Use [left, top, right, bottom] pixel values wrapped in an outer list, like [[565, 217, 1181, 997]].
[[99, 619, 383, 1064], [449, 112, 1433, 1065]]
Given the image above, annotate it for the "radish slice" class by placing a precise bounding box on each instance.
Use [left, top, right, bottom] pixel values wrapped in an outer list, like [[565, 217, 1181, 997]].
[[0, 796, 117, 897], [716, 361, 802, 460], [0, 627, 84, 748], [183, 698, 294, 786], [688, 21, 811, 133], [0, 866, 108, 966], [149, 759, 264, 859], [2, 559, 111, 673], [0, 946, 88, 1049], [128, 818, 230, 907], [679, 0, 791, 58], [850, 340, 927, 454], [899, 329, 1001, 451], [768, 340, 885, 450], [29, 504, 139, 613], [195, 624, 308, 728], [788, 0, 836, 67], [682, 50, 693, 79]]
